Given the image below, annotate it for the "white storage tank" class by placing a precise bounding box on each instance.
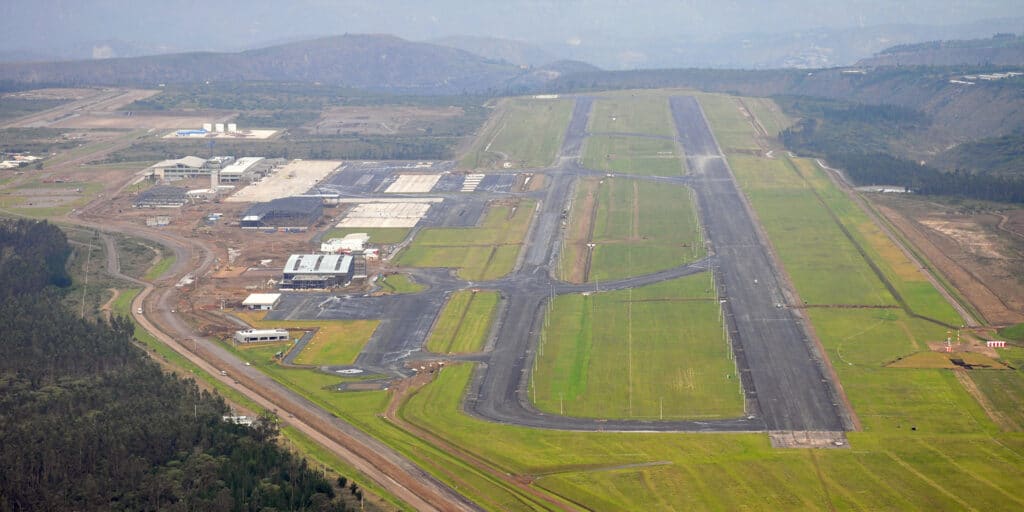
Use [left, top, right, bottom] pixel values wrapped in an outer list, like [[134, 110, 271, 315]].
[[215, 123, 225, 133], [227, 123, 237, 132]]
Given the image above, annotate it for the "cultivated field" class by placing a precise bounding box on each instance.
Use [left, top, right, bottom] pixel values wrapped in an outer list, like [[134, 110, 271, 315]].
[[395, 200, 535, 281], [532, 274, 741, 419], [561, 177, 704, 283], [460, 97, 574, 169], [426, 290, 499, 354]]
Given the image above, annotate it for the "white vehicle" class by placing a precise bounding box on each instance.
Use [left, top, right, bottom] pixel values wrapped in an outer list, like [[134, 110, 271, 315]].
[[137, 307, 143, 314]]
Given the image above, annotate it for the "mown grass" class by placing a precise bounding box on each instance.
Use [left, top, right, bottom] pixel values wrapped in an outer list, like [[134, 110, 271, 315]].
[[533, 274, 741, 419], [460, 97, 574, 169], [729, 155, 895, 306], [968, 370, 1024, 430], [229, 347, 553, 511], [581, 135, 684, 176], [234, 310, 379, 367], [559, 177, 704, 283], [323, 227, 410, 245], [143, 253, 176, 280], [588, 95, 678, 136], [399, 362, 1024, 511], [742, 96, 795, 138], [396, 201, 534, 281], [426, 290, 499, 354], [377, 273, 425, 294], [5, 181, 105, 218], [697, 94, 762, 153], [998, 323, 1024, 341], [788, 157, 961, 324], [588, 178, 704, 282]]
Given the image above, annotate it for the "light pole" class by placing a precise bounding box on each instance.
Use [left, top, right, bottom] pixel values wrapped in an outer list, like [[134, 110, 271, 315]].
[[586, 243, 597, 291]]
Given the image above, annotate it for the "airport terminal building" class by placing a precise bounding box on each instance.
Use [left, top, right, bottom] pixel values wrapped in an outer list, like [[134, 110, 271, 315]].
[[281, 253, 354, 289]]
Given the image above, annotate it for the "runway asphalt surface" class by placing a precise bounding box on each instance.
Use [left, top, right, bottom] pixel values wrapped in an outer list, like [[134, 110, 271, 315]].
[[271, 95, 850, 432]]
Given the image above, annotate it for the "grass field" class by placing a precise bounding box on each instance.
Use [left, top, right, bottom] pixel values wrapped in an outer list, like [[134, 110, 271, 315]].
[[3, 181, 105, 218], [729, 155, 896, 306], [460, 97, 574, 169], [967, 370, 1024, 430], [426, 290, 499, 354], [697, 94, 762, 154], [143, 253, 176, 281], [396, 200, 534, 281], [588, 95, 679, 136], [787, 157, 961, 324], [398, 362, 1024, 511], [377, 273, 425, 294], [998, 323, 1024, 341], [323, 227, 410, 245], [580, 94, 685, 176], [234, 310, 379, 366], [220, 342, 554, 511], [581, 135, 684, 176], [532, 274, 741, 419], [218, 91, 1024, 511], [560, 177, 704, 283], [741, 97, 795, 137]]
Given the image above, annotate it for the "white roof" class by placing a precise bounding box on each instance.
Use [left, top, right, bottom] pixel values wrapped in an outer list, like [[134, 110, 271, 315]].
[[220, 157, 265, 175], [284, 254, 353, 274], [242, 293, 282, 306], [153, 156, 206, 170], [235, 328, 289, 336]]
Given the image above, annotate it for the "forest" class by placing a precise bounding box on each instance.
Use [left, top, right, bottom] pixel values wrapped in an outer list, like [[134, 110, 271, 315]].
[[0, 219, 355, 511], [778, 98, 1024, 203]]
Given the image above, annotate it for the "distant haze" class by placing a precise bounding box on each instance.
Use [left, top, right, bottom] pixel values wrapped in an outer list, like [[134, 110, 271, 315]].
[[2, 1, 1022, 68]]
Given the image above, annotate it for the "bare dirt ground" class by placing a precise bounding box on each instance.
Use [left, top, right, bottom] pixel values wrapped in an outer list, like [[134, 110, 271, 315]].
[[3, 88, 160, 129], [873, 195, 1024, 325], [564, 178, 598, 283], [56, 110, 231, 130], [309, 105, 463, 136]]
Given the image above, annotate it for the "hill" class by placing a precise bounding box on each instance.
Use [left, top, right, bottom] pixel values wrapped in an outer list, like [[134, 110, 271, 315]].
[[545, 66, 1024, 145], [858, 33, 1024, 67], [0, 34, 552, 94], [430, 36, 560, 67]]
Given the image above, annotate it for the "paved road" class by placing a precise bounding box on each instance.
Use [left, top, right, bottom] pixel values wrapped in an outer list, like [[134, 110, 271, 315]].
[[66, 208, 480, 512]]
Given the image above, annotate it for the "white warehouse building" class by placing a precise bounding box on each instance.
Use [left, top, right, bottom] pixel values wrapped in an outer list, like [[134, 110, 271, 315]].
[[242, 293, 282, 310], [233, 328, 290, 344]]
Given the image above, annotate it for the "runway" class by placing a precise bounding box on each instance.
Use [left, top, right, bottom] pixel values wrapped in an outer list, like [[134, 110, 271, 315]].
[[272, 94, 851, 432]]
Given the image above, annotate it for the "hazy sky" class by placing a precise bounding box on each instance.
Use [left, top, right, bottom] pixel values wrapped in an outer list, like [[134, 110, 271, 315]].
[[3, 0, 1021, 52]]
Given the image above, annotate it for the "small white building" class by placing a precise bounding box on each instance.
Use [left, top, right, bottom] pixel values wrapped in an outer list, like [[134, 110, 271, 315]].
[[233, 328, 289, 344], [321, 233, 370, 253], [242, 293, 282, 310]]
